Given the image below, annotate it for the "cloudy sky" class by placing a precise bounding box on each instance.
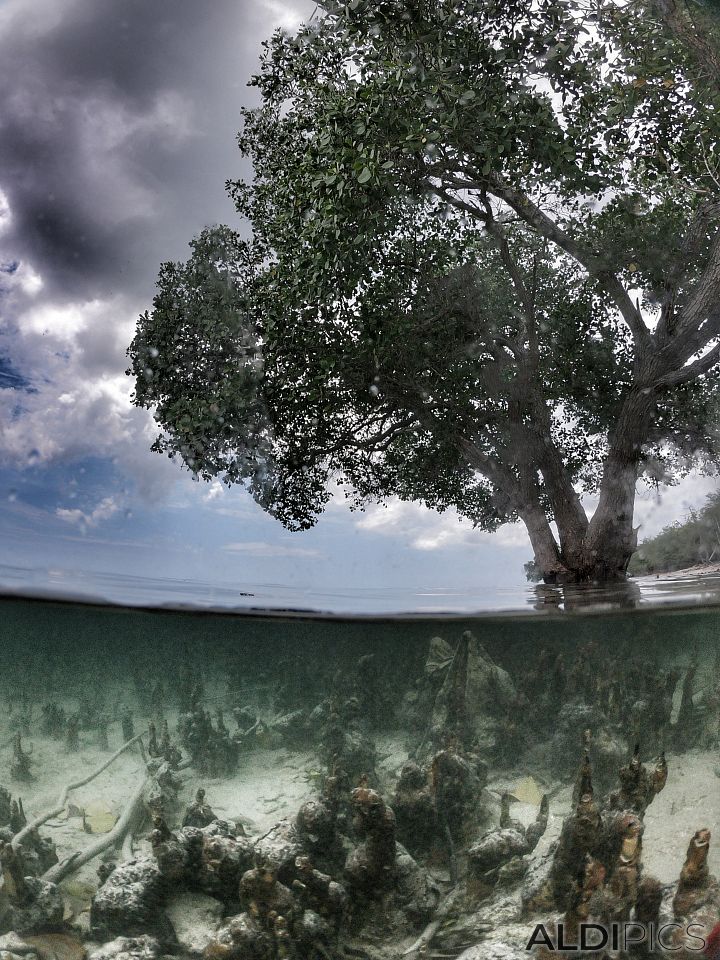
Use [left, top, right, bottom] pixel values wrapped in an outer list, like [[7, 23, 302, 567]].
[[0, 0, 716, 613]]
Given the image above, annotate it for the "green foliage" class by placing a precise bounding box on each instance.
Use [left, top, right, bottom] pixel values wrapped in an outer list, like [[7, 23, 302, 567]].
[[129, 228, 289, 516], [129, 0, 720, 545], [630, 490, 720, 574]]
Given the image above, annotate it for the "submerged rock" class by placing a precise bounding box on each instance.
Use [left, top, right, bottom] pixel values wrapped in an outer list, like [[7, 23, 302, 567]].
[[269, 710, 307, 747], [181, 790, 217, 830], [150, 821, 253, 905], [253, 819, 303, 883], [21, 934, 86, 960], [195, 827, 254, 904], [0, 932, 39, 960], [203, 913, 272, 960], [674, 830, 713, 915], [394, 844, 440, 922], [344, 783, 396, 897], [1, 877, 64, 935], [294, 795, 344, 873], [393, 762, 437, 856], [151, 827, 194, 887], [294, 908, 332, 948], [469, 794, 549, 884], [520, 848, 555, 914], [545, 701, 626, 793], [469, 829, 529, 874], [430, 632, 515, 751], [89, 858, 172, 945], [0, 826, 58, 882], [87, 937, 162, 960], [426, 636, 455, 678], [292, 856, 347, 932]]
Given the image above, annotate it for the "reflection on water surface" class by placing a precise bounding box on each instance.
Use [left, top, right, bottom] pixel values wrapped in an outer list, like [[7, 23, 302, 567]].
[[3, 562, 720, 617]]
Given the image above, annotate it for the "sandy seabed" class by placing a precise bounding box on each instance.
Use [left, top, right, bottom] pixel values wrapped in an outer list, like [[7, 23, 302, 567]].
[[4, 700, 718, 938]]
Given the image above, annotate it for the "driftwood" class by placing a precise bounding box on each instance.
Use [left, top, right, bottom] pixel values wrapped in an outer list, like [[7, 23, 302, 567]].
[[121, 826, 135, 861], [402, 919, 444, 958], [42, 773, 150, 884], [402, 889, 466, 959], [12, 732, 146, 851], [39, 754, 194, 883]]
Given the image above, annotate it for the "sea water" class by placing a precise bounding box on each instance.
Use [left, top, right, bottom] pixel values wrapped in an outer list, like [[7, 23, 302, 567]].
[[1, 584, 719, 959]]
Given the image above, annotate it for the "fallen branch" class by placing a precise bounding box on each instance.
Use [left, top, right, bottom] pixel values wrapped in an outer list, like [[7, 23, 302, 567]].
[[402, 919, 443, 958], [402, 889, 464, 959], [440, 814, 458, 887], [12, 732, 146, 851], [42, 773, 150, 884], [120, 799, 144, 863], [121, 826, 135, 862]]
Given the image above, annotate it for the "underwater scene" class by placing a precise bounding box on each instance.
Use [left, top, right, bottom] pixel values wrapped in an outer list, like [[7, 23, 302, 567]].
[[1, 595, 719, 960]]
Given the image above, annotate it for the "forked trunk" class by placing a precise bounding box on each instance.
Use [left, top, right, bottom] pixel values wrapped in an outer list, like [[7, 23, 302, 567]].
[[528, 389, 655, 584], [530, 495, 638, 584]]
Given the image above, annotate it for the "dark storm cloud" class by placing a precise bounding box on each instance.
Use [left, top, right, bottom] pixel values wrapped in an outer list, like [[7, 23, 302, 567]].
[[0, 0, 310, 303]]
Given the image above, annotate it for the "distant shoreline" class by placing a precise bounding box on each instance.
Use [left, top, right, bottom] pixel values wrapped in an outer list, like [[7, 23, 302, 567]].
[[639, 562, 720, 581]]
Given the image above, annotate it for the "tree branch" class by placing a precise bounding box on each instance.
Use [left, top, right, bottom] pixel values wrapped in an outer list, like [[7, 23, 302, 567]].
[[316, 414, 417, 458], [666, 229, 720, 361], [484, 176, 652, 349], [432, 168, 651, 349], [43, 773, 150, 884], [434, 186, 489, 223], [649, 0, 720, 91], [654, 339, 720, 388], [11, 732, 146, 851], [479, 195, 537, 343], [434, 187, 536, 352], [656, 201, 720, 344]]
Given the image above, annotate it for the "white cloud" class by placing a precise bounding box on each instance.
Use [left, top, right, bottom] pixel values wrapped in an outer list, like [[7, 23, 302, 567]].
[[0, 187, 11, 235], [260, 0, 307, 32], [355, 498, 530, 552], [204, 480, 225, 502], [57, 495, 120, 528], [20, 298, 99, 339], [222, 540, 320, 558], [0, 233, 42, 295], [414, 522, 529, 551], [352, 473, 720, 555], [84, 91, 194, 154], [0, 0, 75, 43], [16, 263, 42, 296], [0, 286, 179, 501]]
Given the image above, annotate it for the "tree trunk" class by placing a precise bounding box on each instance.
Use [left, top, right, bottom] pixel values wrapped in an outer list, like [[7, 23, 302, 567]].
[[579, 455, 639, 580], [582, 388, 656, 579], [515, 469, 575, 584], [519, 502, 568, 583], [528, 476, 638, 583], [462, 371, 660, 584], [525, 388, 656, 584], [529, 453, 639, 583]]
